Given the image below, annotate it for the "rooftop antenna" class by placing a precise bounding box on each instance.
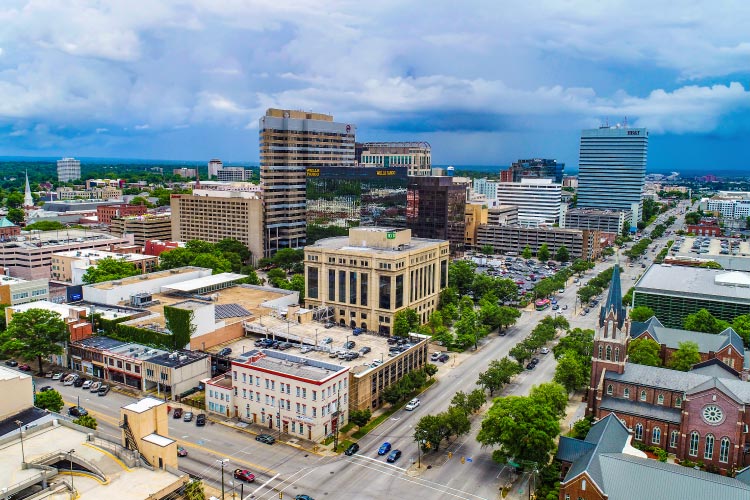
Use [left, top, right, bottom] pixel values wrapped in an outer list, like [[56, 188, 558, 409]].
[[623, 116, 628, 128]]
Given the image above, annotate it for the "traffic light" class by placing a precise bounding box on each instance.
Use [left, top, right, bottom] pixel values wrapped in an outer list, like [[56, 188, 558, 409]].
[[448, 451, 453, 459]]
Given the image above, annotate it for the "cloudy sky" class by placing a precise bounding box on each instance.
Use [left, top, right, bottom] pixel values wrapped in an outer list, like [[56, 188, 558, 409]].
[[1, 0, 750, 171]]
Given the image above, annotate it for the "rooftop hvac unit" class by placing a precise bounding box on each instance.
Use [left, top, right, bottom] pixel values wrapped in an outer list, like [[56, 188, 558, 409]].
[[179, 355, 187, 362]]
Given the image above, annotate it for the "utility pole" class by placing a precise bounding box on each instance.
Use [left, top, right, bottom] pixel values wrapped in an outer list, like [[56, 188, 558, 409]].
[[68, 449, 75, 499], [218, 459, 229, 500], [15, 421, 25, 465]]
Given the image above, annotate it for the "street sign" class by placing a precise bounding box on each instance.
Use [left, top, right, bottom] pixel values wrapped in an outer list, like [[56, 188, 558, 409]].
[[387, 231, 395, 239]]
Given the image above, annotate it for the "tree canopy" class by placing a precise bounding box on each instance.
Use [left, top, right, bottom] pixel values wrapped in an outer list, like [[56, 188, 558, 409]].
[[81, 257, 140, 284], [627, 337, 662, 367], [629, 306, 655, 322], [393, 308, 420, 337], [537, 244, 550, 262], [555, 245, 570, 263], [160, 238, 255, 275], [668, 341, 701, 371], [683, 309, 730, 334], [0, 308, 68, 373], [35, 389, 64, 413]]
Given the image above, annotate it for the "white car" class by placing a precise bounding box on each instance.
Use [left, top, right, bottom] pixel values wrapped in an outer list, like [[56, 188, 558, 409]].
[[300, 346, 313, 354], [51, 372, 63, 380], [82, 380, 92, 389], [540, 347, 550, 355], [405, 398, 420, 411]]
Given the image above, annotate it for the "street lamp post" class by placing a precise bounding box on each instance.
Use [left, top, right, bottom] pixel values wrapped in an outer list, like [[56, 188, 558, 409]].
[[315, 328, 319, 349], [67, 449, 75, 499], [15, 420, 25, 465], [217, 458, 229, 500]]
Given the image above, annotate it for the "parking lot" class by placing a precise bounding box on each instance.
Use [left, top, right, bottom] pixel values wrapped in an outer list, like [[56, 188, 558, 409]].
[[675, 236, 750, 257], [468, 253, 563, 298]]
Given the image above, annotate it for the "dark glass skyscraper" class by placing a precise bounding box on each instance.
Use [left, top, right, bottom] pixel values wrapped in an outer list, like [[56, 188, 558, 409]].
[[406, 176, 466, 253]]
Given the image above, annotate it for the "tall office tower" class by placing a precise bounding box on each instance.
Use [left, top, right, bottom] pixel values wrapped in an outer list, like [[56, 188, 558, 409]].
[[57, 157, 81, 182], [501, 158, 564, 183], [577, 127, 648, 227], [495, 178, 562, 226], [208, 159, 223, 179], [406, 176, 466, 253], [260, 109, 355, 257], [357, 142, 432, 176]]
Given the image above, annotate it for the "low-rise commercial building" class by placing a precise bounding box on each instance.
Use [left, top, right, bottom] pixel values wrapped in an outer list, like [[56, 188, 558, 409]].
[[56, 186, 122, 201], [231, 349, 350, 441], [476, 224, 601, 259], [51, 249, 158, 284], [142, 349, 211, 397], [7, 300, 93, 349], [562, 208, 628, 236], [0, 217, 21, 240], [0, 275, 49, 305], [206, 373, 233, 417], [304, 227, 450, 333], [110, 214, 172, 247], [96, 203, 148, 224], [216, 166, 252, 182], [633, 265, 750, 328]]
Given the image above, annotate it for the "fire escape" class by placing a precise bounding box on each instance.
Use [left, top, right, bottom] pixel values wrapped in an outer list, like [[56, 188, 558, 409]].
[[119, 415, 151, 467]]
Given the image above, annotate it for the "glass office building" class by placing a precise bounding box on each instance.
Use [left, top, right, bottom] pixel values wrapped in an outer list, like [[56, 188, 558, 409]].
[[305, 166, 408, 232], [577, 127, 648, 228]]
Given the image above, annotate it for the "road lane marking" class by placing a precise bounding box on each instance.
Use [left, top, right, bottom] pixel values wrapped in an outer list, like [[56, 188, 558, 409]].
[[249, 473, 280, 498]]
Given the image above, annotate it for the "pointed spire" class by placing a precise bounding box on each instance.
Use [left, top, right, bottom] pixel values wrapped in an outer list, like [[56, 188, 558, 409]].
[[599, 255, 625, 329], [23, 170, 33, 208]]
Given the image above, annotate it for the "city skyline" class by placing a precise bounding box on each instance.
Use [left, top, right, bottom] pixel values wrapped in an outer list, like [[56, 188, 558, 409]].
[[1, 2, 750, 170]]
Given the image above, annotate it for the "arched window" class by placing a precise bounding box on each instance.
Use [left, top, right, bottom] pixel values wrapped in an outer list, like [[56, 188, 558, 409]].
[[670, 430, 679, 448], [704, 434, 715, 460], [606, 384, 613, 395], [652, 427, 661, 445], [614, 347, 620, 362], [657, 394, 664, 405], [634, 423, 643, 441], [624, 387, 630, 398], [640, 390, 647, 401], [606, 345, 612, 361], [719, 437, 730, 463], [598, 345, 603, 359], [689, 432, 700, 456], [675, 396, 682, 408]]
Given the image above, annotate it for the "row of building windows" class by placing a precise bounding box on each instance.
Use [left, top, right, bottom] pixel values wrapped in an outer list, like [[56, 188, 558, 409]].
[[606, 384, 682, 407], [632, 423, 731, 462], [232, 371, 346, 398]]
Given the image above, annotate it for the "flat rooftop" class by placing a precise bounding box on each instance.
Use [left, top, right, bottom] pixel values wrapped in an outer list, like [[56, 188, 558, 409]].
[[123, 397, 166, 413], [161, 272, 247, 293], [147, 350, 208, 369], [235, 349, 348, 381], [0, 364, 31, 382], [635, 264, 750, 304], [309, 235, 444, 253], [109, 343, 168, 360], [89, 266, 205, 290], [9, 300, 86, 317], [0, 229, 124, 250], [55, 249, 157, 262], [74, 336, 128, 351]]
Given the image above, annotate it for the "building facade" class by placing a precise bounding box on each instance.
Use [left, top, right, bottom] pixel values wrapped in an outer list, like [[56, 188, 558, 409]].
[[50, 249, 158, 284], [216, 166, 252, 182], [173, 168, 197, 178], [56, 186, 122, 200], [633, 265, 750, 328], [306, 166, 408, 231], [260, 108, 356, 256], [110, 214, 172, 247], [476, 225, 600, 259], [57, 157, 81, 182], [170, 190, 264, 265], [563, 208, 628, 236], [0, 218, 21, 240], [577, 127, 648, 226], [231, 349, 350, 442], [97, 204, 149, 225], [464, 202, 489, 248], [406, 176, 466, 253], [208, 158, 223, 179], [472, 178, 499, 201], [304, 227, 450, 333], [495, 178, 562, 226], [501, 158, 564, 183], [357, 142, 431, 177]]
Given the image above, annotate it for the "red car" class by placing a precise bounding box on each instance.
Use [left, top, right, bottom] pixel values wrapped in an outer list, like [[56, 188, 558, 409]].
[[172, 408, 183, 419], [233, 469, 255, 482], [18, 364, 31, 371]]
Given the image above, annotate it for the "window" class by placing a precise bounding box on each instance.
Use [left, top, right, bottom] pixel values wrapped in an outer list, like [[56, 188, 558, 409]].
[[606, 384, 613, 395], [675, 396, 682, 408], [338, 270, 346, 302], [623, 387, 630, 398], [640, 390, 647, 402], [598, 345, 603, 359], [704, 434, 714, 460], [634, 423, 643, 441], [242, 373, 246, 383], [670, 430, 679, 448], [361, 273, 368, 306], [395, 274, 404, 308], [652, 427, 661, 445], [307, 267, 319, 299], [328, 269, 336, 302], [689, 432, 699, 456], [606, 345, 611, 360], [349, 271, 357, 304], [657, 394, 664, 405], [379, 275, 391, 309], [614, 347, 620, 362], [720, 437, 730, 463]]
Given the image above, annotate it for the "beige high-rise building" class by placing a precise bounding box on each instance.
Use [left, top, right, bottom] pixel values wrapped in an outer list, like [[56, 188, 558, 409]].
[[170, 189, 264, 264], [357, 142, 432, 176], [110, 214, 172, 247], [304, 227, 449, 334], [260, 109, 356, 257]]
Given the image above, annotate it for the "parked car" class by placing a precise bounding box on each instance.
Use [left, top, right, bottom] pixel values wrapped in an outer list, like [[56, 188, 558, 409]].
[[562, 305, 568, 310], [278, 342, 293, 351], [344, 443, 360, 456], [63, 374, 79, 386], [551, 304, 560, 311], [4, 360, 18, 367], [256, 434, 275, 445], [218, 347, 232, 357], [405, 398, 420, 411], [51, 372, 63, 380], [329, 351, 341, 358], [344, 341, 355, 349], [177, 445, 188, 457], [430, 352, 441, 361], [68, 406, 88, 417], [324, 322, 334, 329], [173, 408, 183, 419], [437, 353, 450, 363], [295, 495, 314, 500], [97, 385, 110, 396], [82, 380, 92, 389], [73, 377, 86, 388], [89, 381, 101, 392], [300, 346, 314, 354], [18, 364, 31, 371], [540, 347, 550, 355], [233, 469, 256, 482], [322, 337, 333, 344], [183, 411, 194, 422], [196, 414, 206, 426], [387, 337, 398, 345], [387, 450, 402, 463], [526, 362, 535, 370], [38, 385, 53, 392], [359, 346, 371, 355], [378, 442, 392, 455]]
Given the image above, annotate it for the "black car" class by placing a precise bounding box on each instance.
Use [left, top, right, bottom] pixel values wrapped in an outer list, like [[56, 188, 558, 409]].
[[68, 406, 88, 417], [359, 346, 371, 355], [437, 353, 450, 362], [218, 347, 232, 357], [38, 386, 53, 392], [387, 337, 398, 345], [4, 360, 18, 367], [173, 408, 183, 419], [344, 443, 360, 456], [73, 378, 86, 388], [196, 413, 207, 426], [526, 362, 536, 370], [344, 341, 355, 349], [256, 434, 275, 445], [97, 385, 110, 396]]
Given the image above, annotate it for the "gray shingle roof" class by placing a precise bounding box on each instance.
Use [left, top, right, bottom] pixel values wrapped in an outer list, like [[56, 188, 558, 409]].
[[690, 358, 739, 379], [563, 414, 630, 489], [599, 396, 682, 424], [596, 454, 750, 500], [557, 436, 595, 464], [605, 363, 712, 393], [632, 321, 745, 355]]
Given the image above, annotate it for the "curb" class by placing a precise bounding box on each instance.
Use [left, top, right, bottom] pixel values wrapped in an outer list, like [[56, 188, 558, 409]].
[[210, 417, 329, 457]]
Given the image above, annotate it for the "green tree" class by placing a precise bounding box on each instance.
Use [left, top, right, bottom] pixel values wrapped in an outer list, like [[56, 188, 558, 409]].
[[23, 220, 65, 231], [555, 245, 570, 263], [537, 244, 550, 262], [243, 267, 262, 286], [478, 296, 502, 331], [349, 408, 372, 429], [81, 257, 140, 284], [34, 389, 64, 413], [627, 338, 662, 367], [481, 244, 494, 256], [669, 341, 701, 371], [553, 351, 587, 393], [288, 274, 305, 302], [732, 314, 750, 347], [577, 285, 598, 305], [497, 306, 521, 333], [273, 248, 304, 271], [552, 328, 594, 359], [622, 287, 634, 308], [7, 208, 24, 225], [683, 309, 730, 334], [439, 287, 459, 309], [0, 308, 68, 373], [491, 278, 519, 302], [6, 191, 24, 208], [442, 406, 471, 441], [467, 388, 487, 414], [414, 414, 447, 452], [215, 238, 252, 265], [448, 261, 476, 296], [629, 306, 655, 322], [424, 363, 438, 379], [477, 395, 561, 465], [570, 416, 593, 440], [183, 479, 206, 500], [509, 343, 533, 365], [73, 414, 98, 430], [190, 253, 232, 274], [530, 382, 568, 418], [158, 247, 195, 270], [393, 308, 420, 337], [129, 196, 154, 208], [522, 245, 533, 260]]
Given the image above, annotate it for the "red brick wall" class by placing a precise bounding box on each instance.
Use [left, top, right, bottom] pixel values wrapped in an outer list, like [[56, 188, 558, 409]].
[[559, 473, 606, 500], [97, 204, 147, 224], [681, 390, 744, 471]]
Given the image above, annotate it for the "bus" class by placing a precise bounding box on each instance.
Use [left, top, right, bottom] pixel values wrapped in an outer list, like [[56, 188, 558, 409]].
[[535, 299, 551, 311]]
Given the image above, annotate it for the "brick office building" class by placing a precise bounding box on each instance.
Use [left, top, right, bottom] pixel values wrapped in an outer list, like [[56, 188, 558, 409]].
[[97, 203, 148, 225], [587, 266, 750, 473]]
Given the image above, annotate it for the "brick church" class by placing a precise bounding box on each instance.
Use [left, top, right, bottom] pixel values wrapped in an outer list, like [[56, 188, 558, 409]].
[[586, 264, 750, 473]]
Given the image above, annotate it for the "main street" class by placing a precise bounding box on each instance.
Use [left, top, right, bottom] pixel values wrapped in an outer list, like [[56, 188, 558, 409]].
[[40, 204, 687, 499]]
